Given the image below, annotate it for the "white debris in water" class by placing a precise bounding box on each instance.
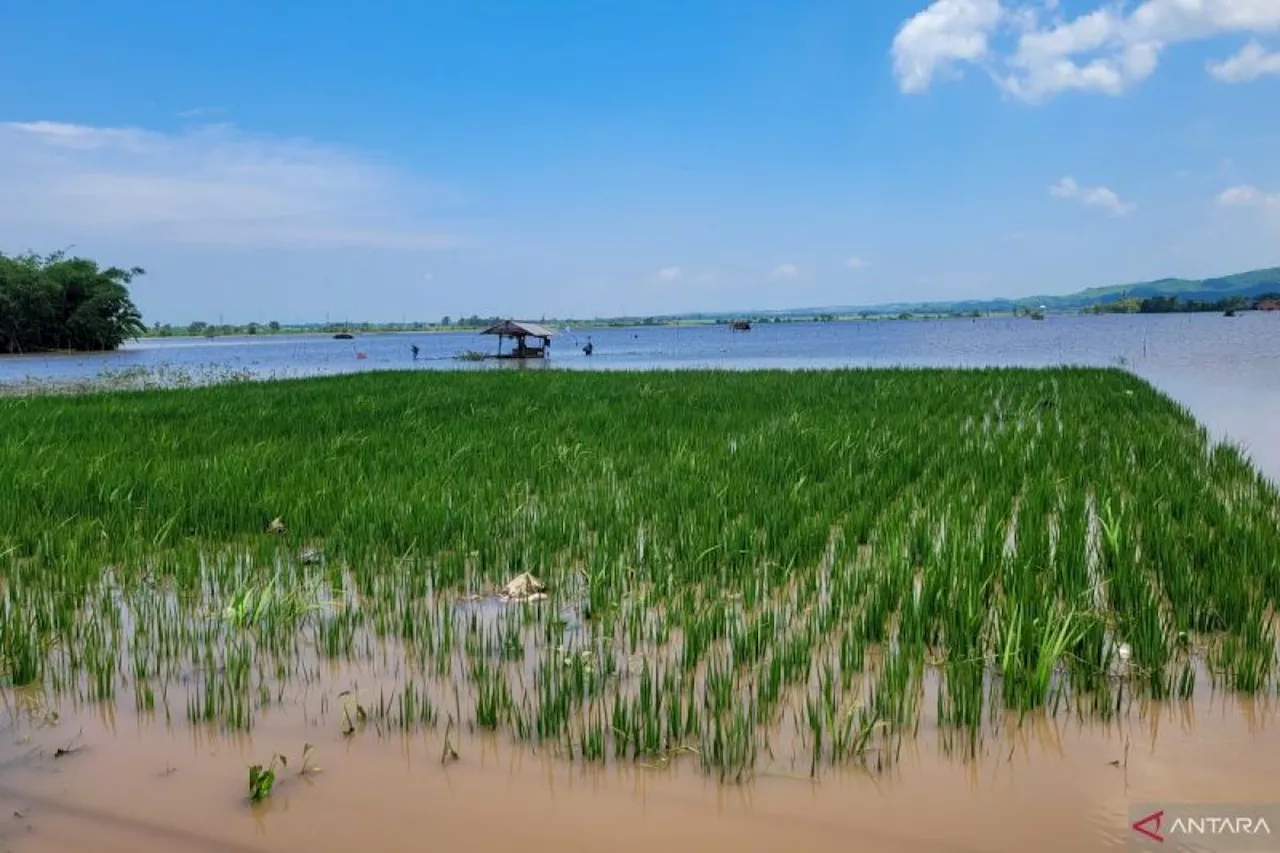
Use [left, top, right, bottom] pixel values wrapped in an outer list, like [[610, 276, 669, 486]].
[[501, 572, 547, 602]]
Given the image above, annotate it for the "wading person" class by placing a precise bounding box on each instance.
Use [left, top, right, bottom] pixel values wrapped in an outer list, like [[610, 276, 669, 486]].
[[411, 344, 420, 360]]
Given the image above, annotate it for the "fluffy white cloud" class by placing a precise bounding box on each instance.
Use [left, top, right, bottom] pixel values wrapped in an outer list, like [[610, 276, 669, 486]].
[[846, 256, 868, 269], [1049, 176, 1134, 216], [771, 263, 800, 279], [1216, 185, 1280, 233], [1217, 184, 1280, 209], [654, 266, 682, 282], [1207, 40, 1280, 82], [892, 0, 1005, 94], [892, 0, 1280, 102], [0, 120, 462, 249]]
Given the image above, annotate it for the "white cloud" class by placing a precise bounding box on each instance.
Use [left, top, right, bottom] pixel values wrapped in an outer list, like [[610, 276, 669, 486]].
[[1049, 176, 1135, 216], [1207, 40, 1280, 82], [892, 0, 1005, 94], [177, 106, 228, 119], [654, 266, 682, 282], [10, 120, 156, 153], [846, 256, 868, 269], [1217, 184, 1280, 210], [892, 0, 1280, 102], [0, 120, 463, 249], [771, 263, 800, 279]]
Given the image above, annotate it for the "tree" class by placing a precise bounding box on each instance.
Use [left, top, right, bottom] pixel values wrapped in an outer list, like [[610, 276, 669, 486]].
[[268, 320, 281, 332], [0, 251, 146, 354], [1138, 295, 1179, 314]]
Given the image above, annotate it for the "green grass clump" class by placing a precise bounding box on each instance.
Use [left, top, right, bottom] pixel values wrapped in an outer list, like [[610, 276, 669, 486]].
[[1, 367, 1278, 780]]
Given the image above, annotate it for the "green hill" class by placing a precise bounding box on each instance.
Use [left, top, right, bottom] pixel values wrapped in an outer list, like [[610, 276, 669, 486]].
[[748, 266, 1280, 318], [1023, 267, 1280, 310]]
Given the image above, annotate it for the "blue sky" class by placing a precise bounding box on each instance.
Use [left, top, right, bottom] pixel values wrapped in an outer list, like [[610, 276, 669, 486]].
[[1, 0, 1278, 324]]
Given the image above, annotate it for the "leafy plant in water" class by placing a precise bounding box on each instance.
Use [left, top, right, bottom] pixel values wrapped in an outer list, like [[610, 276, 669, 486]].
[[248, 753, 287, 803]]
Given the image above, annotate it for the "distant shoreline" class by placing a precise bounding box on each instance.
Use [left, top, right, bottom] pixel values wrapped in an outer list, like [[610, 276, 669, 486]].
[[4, 305, 1273, 354], [135, 312, 1005, 341], [132, 301, 1276, 341]]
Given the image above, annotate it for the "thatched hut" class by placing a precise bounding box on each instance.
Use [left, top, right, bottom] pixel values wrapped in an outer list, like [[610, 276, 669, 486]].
[[481, 320, 555, 359]]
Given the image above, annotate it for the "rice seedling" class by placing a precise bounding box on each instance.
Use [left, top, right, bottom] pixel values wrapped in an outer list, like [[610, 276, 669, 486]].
[[219, 573, 334, 628], [0, 367, 1278, 783], [299, 743, 321, 775]]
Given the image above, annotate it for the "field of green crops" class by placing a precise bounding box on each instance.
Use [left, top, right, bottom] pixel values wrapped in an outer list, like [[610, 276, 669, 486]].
[[1, 368, 1278, 780]]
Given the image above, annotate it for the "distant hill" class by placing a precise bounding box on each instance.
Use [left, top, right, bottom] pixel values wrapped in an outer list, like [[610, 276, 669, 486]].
[[1022, 267, 1280, 311], [688, 266, 1280, 319]]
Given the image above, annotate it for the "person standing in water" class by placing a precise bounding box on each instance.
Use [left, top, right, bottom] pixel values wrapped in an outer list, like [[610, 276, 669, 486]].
[[582, 338, 593, 356], [411, 344, 420, 360]]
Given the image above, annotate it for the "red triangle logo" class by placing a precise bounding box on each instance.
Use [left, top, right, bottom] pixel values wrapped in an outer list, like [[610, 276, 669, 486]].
[[1132, 810, 1164, 842]]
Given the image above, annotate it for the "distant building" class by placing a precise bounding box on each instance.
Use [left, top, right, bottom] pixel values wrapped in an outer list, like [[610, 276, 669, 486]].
[[1258, 299, 1280, 312]]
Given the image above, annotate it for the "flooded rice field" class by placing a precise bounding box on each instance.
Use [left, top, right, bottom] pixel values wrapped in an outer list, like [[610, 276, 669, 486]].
[[2, 355, 1279, 850]]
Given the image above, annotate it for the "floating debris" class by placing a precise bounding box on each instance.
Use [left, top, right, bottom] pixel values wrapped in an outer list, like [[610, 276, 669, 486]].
[[299, 546, 324, 565], [501, 572, 547, 602]]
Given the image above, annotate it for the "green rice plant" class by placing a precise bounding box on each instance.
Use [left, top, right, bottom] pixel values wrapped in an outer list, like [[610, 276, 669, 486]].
[[994, 596, 1094, 712], [221, 574, 334, 629], [0, 603, 44, 687]]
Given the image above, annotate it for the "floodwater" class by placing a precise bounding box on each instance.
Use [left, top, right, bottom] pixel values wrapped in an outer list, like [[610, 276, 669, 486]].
[[1, 686, 1276, 852], [3, 311, 1280, 852]]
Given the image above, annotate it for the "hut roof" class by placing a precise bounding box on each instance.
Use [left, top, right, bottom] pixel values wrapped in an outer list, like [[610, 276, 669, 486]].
[[481, 320, 556, 338]]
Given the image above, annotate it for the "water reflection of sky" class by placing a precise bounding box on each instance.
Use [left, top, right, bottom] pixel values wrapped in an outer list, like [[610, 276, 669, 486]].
[[3, 313, 1277, 480]]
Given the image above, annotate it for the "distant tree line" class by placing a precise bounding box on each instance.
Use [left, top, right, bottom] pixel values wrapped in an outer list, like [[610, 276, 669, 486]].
[[0, 251, 146, 354], [148, 320, 291, 337], [144, 317, 508, 338], [445, 315, 505, 328], [1088, 294, 1277, 315]]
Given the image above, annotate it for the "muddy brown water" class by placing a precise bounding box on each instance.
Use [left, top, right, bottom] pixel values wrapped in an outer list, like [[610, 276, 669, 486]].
[[1, 683, 1275, 852]]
